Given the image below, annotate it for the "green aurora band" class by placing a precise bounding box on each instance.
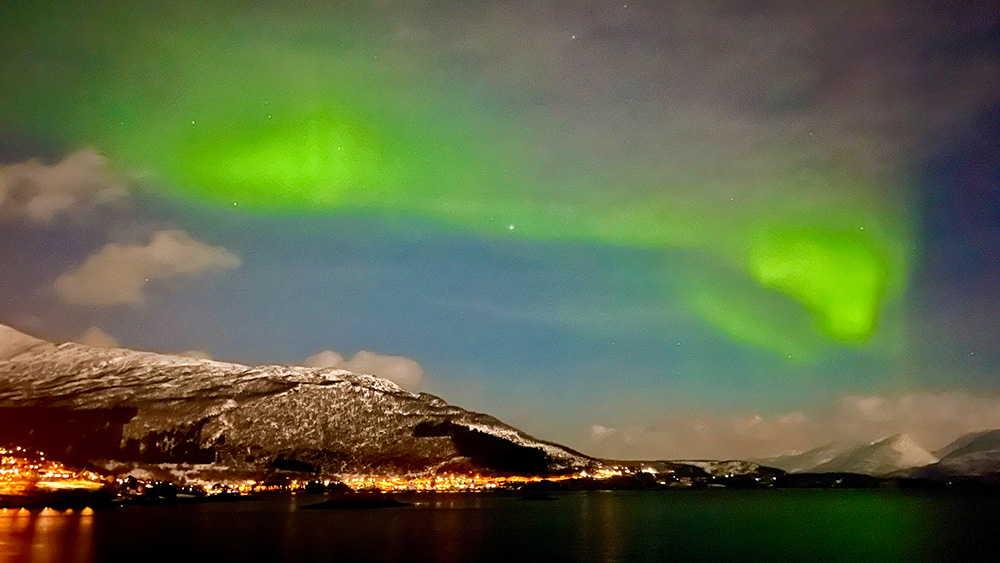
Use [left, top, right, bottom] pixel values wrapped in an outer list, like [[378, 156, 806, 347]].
[[1, 2, 911, 357]]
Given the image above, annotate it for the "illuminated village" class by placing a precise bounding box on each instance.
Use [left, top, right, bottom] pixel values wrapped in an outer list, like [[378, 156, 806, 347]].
[[1, 442, 651, 508], [144, 466, 632, 497], [337, 467, 626, 493], [0, 446, 106, 498]]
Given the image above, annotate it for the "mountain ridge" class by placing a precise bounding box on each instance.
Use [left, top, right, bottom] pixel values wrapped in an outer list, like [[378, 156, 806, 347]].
[[0, 323, 593, 478], [8, 324, 1000, 484], [809, 433, 938, 476], [909, 429, 1000, 479], [755, 441, 862, 474]]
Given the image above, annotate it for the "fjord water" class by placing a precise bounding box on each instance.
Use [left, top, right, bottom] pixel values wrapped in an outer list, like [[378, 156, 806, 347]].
[[2, 490, 996, 562]]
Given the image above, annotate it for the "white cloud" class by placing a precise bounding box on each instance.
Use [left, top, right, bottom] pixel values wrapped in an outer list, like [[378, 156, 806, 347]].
[[301, 349, 425, 390], [75, 326, 119, 348], [583, 392, 1000, 461], [0, 149, 127, 222], [339, 350, 425, 389], [54, 230, 241, 306], [303, 349, 345, 368], [590, 424, 618, 441], [178, 350, 213, 360]]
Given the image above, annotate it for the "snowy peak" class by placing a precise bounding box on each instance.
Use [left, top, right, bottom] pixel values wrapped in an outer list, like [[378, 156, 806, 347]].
[[0, 323, 46, 360], [812, 433, 938, 476], [880, 433, 939, 467]]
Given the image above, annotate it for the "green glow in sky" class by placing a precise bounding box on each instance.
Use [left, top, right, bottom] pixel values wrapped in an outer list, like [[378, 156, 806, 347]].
[[750, 229, 889, 341], [172, 107, 383, 208], [0, 1, 911, 356]]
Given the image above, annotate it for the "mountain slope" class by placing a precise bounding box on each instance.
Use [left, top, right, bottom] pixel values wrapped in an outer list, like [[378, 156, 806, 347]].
[[910, 430, 1000, 479], [935, 429, 1000, 460], [755, 441, 861, 474], [0, 324, 591, 477], [811, 433, 938, 476]]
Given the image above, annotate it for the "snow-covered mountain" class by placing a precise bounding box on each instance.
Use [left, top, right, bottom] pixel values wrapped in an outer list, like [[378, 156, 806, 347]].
[[936, 429, 1000, 460], [809, 434, 938, 476], [909, 430, 1000, 479], [756, 441, 861, 474], [0, 324, 592, 477], [756, 435, 940, 477]]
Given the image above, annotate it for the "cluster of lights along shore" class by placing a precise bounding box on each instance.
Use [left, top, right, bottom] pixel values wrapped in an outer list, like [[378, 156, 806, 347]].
[[337, 468, 626, 493], [0, 444, 633, 499], [0, 446, 105, 496], [199, 470, 631, 496], [0, 446, 626, 497]]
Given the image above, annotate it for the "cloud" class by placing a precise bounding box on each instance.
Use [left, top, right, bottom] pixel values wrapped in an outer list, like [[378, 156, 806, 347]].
[[450, 1, 1000, 180], [586, 411, 815, 461], [178, 350, 213, 360], [339, 351, 426, 389], [0, 149, 128, 222], [589, 424, 618, 441], [831, 393, 1000, 453], [303, 350, 345, 368], [584, 392, 1000, 461], [302, 349, 425, 389], [54, 230, 241, 305], [75, 326, 119, 348]]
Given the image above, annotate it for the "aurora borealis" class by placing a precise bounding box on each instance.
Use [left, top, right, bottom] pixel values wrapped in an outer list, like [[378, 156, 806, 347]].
[[2, 1, 999, 459]]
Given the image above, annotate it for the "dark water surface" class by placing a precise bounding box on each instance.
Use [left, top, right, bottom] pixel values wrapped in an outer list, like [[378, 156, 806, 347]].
[[2, 490, 998, 562]]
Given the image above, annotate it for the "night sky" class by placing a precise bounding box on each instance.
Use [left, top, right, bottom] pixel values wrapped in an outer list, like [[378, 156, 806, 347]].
[[2, 1, 999, 460]]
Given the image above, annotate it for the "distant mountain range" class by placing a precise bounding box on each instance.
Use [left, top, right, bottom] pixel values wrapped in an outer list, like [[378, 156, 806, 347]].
[[758, 441, 857, 474], [762, 433, 937, 476], [812, 434, 938, 476], [760, 431, 1000, 480], [0, 324, 592, 479]]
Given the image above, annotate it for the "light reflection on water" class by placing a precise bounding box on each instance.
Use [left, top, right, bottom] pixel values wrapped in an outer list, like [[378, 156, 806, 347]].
[[0, 507, 93, 563], [577, 491, 625, 563], [0, 490, 997, 562]]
